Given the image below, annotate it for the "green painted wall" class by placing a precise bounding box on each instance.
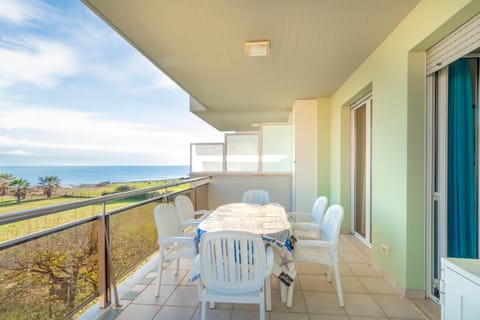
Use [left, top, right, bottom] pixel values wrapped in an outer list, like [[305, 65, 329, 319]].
[[324, 0, 480, 293]]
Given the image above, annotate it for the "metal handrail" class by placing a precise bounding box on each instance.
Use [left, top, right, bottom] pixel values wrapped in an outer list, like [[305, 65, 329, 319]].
[[0, 176, 210, 225]]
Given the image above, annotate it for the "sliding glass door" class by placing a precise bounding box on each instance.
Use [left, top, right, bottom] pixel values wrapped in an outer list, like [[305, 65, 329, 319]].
[[427, 57, 480, 302], [351, 96, 372, 244]]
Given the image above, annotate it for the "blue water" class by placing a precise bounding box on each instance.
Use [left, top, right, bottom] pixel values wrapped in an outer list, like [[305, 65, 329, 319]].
[[0, 165, 190, 186]]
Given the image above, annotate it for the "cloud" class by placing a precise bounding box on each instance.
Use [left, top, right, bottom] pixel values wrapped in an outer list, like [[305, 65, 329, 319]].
[[0, 149, 30, 156], [0, 37, 77, 88], [0, 106, 199, 164], [0, 0, 51, 24]]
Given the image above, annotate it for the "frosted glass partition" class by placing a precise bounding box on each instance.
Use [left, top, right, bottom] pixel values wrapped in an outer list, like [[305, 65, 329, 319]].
[[226, 134, 259, 172], [191, 143, 224, 172], [262, 124, 293, 172]]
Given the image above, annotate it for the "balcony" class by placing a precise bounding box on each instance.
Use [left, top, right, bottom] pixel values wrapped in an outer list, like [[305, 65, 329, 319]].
[[0, 174, 439, 319], [86, 234, 439, 320]]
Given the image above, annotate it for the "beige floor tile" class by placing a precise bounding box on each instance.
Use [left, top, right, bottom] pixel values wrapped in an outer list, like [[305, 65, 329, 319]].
[[231, 309, 268, 320], [348, 317, 388, 320], [271, 289, 307, 313], [338, 263, 353, 276], [333, 276, 367, 293], [269, 312, 308, 320], [233, 303, 262, 311], [131, 284, 147, 292], [115, 304, 161, 320], [348, 263, 382, 277], [298, 274, 334, 292], [410, 298, 440, 320], [338, 244, 356, 253], [309, 315, 349, 320], [192, 307, 232, 320], [340, 252, 366, 263], [343, 293, 386, 318], [357, 277, 397, 294], [133, 284, 176, 305], [157, 269, 188, 285], [296, 262, 325, 275], [303, 291, 346, 315], [165, 286, 200, 307], [372, 294, 426, 319], [153, 306, 196, 320]]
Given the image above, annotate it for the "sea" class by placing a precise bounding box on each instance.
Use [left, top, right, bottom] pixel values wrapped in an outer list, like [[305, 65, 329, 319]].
[[0, 165, 190, 186]]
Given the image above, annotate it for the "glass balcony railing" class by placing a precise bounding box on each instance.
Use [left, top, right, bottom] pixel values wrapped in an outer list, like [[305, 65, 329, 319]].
[[0, 177, 210, 319]]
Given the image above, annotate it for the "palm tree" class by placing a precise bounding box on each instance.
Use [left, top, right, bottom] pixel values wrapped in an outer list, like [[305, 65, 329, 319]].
[[0, 173, 14, 196], [38, 176, 61, 199], [9, 178, 30, 203]]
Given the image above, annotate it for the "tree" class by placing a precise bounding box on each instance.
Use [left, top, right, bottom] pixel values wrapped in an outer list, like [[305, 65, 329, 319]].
[[0, 173, 13, 196], [9, 178, 30, 203], [38, 176, 61, 199]]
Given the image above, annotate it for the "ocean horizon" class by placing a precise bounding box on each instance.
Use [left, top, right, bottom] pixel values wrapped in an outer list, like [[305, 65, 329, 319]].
[[0, 165, 190, 186]]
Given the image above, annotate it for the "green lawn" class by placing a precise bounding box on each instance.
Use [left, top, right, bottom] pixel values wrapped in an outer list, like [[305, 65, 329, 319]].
[[0, 180, 190, 242]]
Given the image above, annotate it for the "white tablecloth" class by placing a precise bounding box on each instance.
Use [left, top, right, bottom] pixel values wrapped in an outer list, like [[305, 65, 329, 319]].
[[190, 203, 297, 287]]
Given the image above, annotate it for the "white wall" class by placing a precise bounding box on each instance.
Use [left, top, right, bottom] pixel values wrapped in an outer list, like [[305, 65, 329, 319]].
[[203, 174, 292, 210], [292, 99, 318, 212]]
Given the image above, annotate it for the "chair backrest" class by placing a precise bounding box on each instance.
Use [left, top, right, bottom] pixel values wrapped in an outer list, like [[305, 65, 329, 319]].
[[320, 205, 344, 243], [311, 196, 328, 224], [175, 195, 195, 220], [241, 189, 270, 205], [153, 203, 184, 238], [200, 230, 266, 293]]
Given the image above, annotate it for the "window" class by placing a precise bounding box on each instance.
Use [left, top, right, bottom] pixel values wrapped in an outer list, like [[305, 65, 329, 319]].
[[225, 133, 259, 172], [190, 123, 293, 174], [262, 124, 293, 172]]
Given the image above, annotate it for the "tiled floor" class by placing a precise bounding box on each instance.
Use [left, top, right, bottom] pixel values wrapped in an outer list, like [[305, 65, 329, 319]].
[[95, 235, 440, 320]]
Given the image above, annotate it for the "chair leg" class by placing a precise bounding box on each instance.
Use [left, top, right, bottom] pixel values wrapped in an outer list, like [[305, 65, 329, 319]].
[[175, 257, 180, 275], [200, 297, 207, 320], [156, 251, 164, 297], [286, 281, 294, 308], [259, 298, 265, 320], [265, 276, 271, 311], [280, 282, 287, 303], [334, 263, 344, 307]]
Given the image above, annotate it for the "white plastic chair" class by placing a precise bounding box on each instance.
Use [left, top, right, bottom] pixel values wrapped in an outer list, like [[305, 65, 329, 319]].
[[153, 203, 197, 297], [287, 204, 345, 307], [289, 196, 328, 240], [174, 195, 212, 232], [241, 189, 270, 205], [199, 230, 273, 320]]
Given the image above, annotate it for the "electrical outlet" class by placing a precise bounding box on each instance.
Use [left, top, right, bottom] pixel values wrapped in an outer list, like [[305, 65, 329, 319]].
[[381, 244, 390, 256]]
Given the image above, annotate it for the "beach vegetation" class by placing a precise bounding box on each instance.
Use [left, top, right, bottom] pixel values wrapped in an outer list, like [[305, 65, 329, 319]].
[[38, 176, 61, 199], [9, 178, 30, 203], [0, 173, 14, 196]]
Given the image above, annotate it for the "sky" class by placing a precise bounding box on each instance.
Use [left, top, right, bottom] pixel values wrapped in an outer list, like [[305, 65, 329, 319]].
[[0, 0, 224, 166]]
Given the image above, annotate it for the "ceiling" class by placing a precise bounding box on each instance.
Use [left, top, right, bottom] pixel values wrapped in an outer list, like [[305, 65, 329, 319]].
[[82, 0, 419, 131]]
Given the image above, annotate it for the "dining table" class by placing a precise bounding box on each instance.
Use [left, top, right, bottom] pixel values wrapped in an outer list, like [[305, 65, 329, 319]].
[[190, 202, 297, 307]]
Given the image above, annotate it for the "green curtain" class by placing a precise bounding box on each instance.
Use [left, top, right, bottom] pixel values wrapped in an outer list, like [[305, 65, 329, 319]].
[[447, 59, 477, 258]]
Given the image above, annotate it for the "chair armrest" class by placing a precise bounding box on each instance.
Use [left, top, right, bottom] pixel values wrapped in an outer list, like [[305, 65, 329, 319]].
[[194, 210, 212, 220], [181, 219, 201, 228], [158, 237, 196, 246], [295, 239, 335, 249], [287, 212, 313, 222], [292, 222, 321, 232]]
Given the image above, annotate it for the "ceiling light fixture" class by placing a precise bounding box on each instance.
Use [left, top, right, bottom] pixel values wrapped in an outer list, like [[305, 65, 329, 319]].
[[244, 40, 269, 57]]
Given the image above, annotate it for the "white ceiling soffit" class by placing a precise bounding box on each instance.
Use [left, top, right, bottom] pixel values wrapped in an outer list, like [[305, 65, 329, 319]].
[[82, 0, 418, 131]]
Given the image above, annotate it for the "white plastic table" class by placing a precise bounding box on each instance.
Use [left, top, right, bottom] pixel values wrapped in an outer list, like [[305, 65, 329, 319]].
[[193, 202, 297, 307]]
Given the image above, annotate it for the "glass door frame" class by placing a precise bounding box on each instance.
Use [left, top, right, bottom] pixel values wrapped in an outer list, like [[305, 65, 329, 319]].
[[350, 94, 372, 245], [426, 68, 448, 304]]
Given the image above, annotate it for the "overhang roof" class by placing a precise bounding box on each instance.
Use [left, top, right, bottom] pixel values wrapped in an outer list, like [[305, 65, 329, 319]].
[[82, 0, 418, 131]]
